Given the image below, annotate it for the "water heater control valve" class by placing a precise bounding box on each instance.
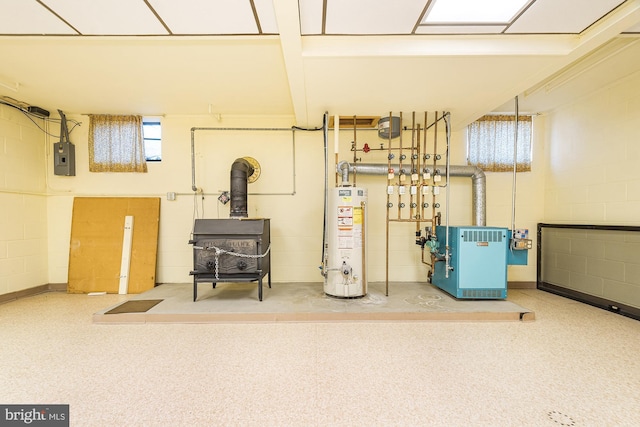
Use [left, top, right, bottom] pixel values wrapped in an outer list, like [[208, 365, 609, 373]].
[[341, 261, 352, 277]]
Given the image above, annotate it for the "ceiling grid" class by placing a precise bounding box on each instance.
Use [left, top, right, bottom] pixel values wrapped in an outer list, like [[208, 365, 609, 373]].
[[0, 0, 638, 127]]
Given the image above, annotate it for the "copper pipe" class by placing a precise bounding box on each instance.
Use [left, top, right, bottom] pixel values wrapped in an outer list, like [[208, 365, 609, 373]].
[[422, 112, 428, 168], [385, 211, 390, 296], [360, 200, 367, 295], [351, 147, 404, 153], [389, 218, 434, 223], [352, 115, 357, 187], [385, 111, 392, 297], [397, 112, 404, 220], [421, 111, 428, 221], [421, 247, 432, 267], [415, 122, 421, 226], [431, 112, 439, 224], [410, 112, 417, 221]]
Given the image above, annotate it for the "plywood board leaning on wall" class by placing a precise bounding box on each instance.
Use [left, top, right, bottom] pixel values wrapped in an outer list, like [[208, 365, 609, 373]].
[[68, 197, 160, 294]]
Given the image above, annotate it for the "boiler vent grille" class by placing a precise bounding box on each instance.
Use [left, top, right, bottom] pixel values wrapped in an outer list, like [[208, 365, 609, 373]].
[[462, 230, 503, 243], [462, 289, 503, 298]]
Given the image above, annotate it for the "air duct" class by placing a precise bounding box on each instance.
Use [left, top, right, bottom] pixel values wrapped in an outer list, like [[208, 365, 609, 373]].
[[230, 158, 254, 218], [337, 162, 486, 226]]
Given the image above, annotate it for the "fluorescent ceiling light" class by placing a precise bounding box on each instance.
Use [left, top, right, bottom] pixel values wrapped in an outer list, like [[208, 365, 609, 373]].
[[422, 0, 529, 24]]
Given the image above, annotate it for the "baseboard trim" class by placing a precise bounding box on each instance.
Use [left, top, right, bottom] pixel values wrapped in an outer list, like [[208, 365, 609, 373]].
[[48, 283, 67, 292], [0, 283, 67, 305], [508, 281, 536, 289]]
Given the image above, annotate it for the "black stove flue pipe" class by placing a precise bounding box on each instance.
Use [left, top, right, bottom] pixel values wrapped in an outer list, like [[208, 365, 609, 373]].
[[230, 158, 254, 218]]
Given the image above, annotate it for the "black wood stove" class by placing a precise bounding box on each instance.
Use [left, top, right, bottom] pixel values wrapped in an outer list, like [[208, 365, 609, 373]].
[[189, 218, 271, 301]]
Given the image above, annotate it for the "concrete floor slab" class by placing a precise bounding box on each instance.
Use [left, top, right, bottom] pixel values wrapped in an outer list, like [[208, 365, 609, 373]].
[[93, 282, 534, 323]]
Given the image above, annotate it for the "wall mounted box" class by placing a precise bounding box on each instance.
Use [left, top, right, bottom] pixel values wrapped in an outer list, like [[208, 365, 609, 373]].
[[53, 142, 75, 176], [507, 230, 529, 266]]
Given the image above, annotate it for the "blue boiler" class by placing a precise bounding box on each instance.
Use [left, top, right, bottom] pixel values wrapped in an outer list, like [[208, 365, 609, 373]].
[[432, 226, 511, 299]]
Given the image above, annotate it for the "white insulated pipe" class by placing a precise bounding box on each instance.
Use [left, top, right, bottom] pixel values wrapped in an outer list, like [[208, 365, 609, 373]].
[[511, 96, 519, 233], [334, 115, 340, 154], [444, 113, 452, 278]]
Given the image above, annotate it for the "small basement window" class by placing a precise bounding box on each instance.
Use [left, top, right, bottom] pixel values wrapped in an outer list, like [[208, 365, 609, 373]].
[[467, 115, 532, 172], [143, 118, 162, 161]]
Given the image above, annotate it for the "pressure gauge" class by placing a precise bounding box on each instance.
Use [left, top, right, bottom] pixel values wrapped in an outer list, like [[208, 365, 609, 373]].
[[242, 156, 261, 183]]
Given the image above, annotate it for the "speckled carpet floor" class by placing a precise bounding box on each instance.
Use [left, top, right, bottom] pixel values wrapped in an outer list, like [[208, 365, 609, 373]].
[[1, 288, 639, 425]]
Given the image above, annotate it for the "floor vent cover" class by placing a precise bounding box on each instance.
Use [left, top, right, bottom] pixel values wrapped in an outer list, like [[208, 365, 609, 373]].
[[547, 410, 576, 426]]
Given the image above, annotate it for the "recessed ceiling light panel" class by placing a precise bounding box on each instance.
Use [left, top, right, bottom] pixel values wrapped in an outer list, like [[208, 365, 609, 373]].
[[422, 0, 529, 24]]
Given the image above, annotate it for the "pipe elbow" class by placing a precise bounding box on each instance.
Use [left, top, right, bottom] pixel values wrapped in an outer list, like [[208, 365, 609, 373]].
[[231, 158, 253, 173], [336, 161, 352, 185], [470, 166, 486, 181], [336, 160, 351, 173]]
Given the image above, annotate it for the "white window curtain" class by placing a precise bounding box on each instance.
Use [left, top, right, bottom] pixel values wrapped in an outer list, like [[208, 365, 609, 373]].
[[88, 114, 147, 172], [467, 115, 532, 172]]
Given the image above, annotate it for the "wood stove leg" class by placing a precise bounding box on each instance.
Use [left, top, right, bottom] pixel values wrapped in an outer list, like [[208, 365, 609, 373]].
[[258, 279, 263, 301], [268, 272, 271, 288], [193, 277, 197, 302]]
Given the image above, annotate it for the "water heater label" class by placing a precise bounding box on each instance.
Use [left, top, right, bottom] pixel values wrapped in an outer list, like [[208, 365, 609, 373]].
[[339, 236, 354, 249], [338, 206, 353, 217], [353, 207, 363, 225], [338, 206, 354, 229], [338, 217, 353, 227], [338, 189, 352, 197]]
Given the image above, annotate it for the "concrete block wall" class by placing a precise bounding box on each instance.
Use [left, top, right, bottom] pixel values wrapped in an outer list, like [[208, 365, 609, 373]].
[[544, 70, 640, 224], [0, 104, 48, 294], [542, 228, 640, 309], [542, 69, 640, 307], [0, 107, 549, 295]]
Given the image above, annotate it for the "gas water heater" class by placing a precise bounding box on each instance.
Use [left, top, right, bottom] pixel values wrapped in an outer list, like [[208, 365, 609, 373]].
[[324, 187, 368, 298]]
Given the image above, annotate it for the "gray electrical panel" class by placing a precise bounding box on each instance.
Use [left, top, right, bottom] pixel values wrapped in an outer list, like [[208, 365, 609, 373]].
[[53, 109, 76, 176], [54, 141, 75, 176]]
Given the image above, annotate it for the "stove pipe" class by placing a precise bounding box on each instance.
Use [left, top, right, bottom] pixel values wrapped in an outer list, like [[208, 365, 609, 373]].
[[230, 158, 254, 218]]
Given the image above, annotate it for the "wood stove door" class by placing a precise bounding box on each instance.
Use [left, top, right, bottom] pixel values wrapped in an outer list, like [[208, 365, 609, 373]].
[[195, 239, 259, 274]]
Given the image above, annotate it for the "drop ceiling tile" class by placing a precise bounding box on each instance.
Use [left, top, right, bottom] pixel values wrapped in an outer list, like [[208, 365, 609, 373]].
[[325, 0, 427, 35], [148, 0, 258, 35], [42, 0, 168, 35], [422, 0, 529, 24], [253, 0, 278, 34], [299, 0, 323, 35], [415, 25, 507, 34], [507, 0, 626, 34], [254, 0, 278, 34], [0, 0, 76, 34]]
